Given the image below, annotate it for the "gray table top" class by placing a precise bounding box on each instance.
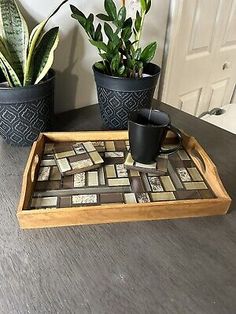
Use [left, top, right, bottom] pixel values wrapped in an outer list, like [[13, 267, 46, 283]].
[[0, 101, 235, 314]]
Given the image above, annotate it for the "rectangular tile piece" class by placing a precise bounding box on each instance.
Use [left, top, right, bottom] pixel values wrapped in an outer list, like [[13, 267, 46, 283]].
[[44, 143, 54, 154], [71, 158, 93, 170], [108, 178, 130, 186], [167, 161, 183, 189], [68, 154, 88, 163], [62, 176, 74, 189], [151, 192, 175, 201], [105, 165, 116, 178], [130, 177, 145, 193], [116, 164, 128, 178], [40, 159, 56, 166], [73, 143, 86, 155], [54, 144, 73, 153], [135, 162, 156, 169], [157, 156, 168, 172], [91, 141, 105, 152], [83, 141, 96, 152], [99, 167, 105, 185], [57, 158, 71, 173], [74, 172, 85, 188], [49, 166, 61, 181], [59, 196, 72, 208], [148, 177, 164, 192], [35, 181, 61, 191], [89, 151, 104, 164], [31, 197, 57, 208], [115, 141, 126, 151], [136, 193, 150, 203], [184, 182, 208, 190], [175, 190, 200, 200], [125, 153, 134, 167], [72, 194, 97, 204], [160, 176, 176, 191], [100, 193, 123, 204], [105, 152, 124, 158], [130, 170, 140, 176], [105, 157, 125, 165], [105, 141, 115, 151], [141, 173, 151, 192], [55, 150, 76, 159], [177, 168, 191, 182], [178, 150, 191, 160], [38, 167, 50, 181], [88, 171, 98, 186], [198, 190, 215, 199], [187, 167, 203, 181], [124, 193, 137, 204]]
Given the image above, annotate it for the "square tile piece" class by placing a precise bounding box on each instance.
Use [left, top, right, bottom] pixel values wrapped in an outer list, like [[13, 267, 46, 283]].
[[53, 141, 104, 176], [124, 153, 168, 175]]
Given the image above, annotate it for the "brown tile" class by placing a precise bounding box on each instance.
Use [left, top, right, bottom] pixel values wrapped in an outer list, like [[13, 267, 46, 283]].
[[54, 144, 73, 153], [130, 177, 145, 193], [100, 193, 123, 204], [104, 157, 125, 165], [44, 143, 54, 154], [58, 196, 72, 208], [175, 190, 201, 200], [62, 176, 74, 189], [199, 190, 215, 199], [49, 166, 61, 181], [68, 153, 89, 163], [115, 141, 126, 151]]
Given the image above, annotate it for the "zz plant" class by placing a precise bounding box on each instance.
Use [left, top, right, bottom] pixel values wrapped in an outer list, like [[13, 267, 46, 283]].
[[0, 0, 68, 87], [71, 0, 157, 78]]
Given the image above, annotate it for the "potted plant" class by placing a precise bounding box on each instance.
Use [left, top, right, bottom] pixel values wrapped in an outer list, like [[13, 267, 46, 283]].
[[0, 0, 68, 146], [71, 0, 160, 129]]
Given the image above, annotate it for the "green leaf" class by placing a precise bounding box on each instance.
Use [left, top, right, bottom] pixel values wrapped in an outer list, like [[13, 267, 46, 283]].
[[117, 6, 126, 26], [121, 27, 132, 42], [134, 48, 141, 60], [0, 58, 13, 86], [140, 42, 157, 62], [0, 0, 29, 83], [89, 40, 108, 52], [135, 11, 142, 32], [111, 53, 120, 73], [104, 22, 113, 41], [24, 0, 68, 85], [94, 62, 105, 71], [117, 64, 125, 76], [70, 5, 86, 19], [123, 17, 132, 28], [96, 13, 113, 21], [146, 0, 151, 13], [104, 0, 117, 20], [85, 14, 94, 35], [140, 0, 147, 12], [94, 23, 102, 41], [33, 27, 59, 84], [71, 13, 87, 28]]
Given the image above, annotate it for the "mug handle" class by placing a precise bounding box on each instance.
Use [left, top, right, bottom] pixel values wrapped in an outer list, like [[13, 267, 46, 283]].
[[160, 125, 182, 154]]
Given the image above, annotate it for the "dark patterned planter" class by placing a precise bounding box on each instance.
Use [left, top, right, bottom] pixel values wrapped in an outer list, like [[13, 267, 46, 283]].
[[93, 63, 161, 129], [0, 70, 55, 146]]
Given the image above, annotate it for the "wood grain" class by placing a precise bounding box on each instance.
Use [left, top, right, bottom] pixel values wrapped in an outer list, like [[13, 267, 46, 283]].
[[0, 101, 236, 314]]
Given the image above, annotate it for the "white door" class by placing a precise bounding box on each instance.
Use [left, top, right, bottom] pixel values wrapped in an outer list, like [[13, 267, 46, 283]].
[[161, 0, 236, 116]]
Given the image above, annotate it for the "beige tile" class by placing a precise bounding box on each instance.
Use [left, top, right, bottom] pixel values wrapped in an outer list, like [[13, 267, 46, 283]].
[[55, 150, 76, 159], [105, 152, 124, 158], [124, 193, 137, 204], [83, 141, 95, 152], [44, 143, 54, 154], [89, 151, 104, 164], [74, 172, 86, 188], [130, 170, 140, 176], [40, 159, 56, 166], [160, 176, 176, 191], [187, 167, 203, 181], [31, 197, 57, 208], [72, 194, 97, 204], [88, 171, 99, 186], [38, 167, 51, 181], [125, 153, 134, 167], [57, 158, 71, 173], [105, 141, 115, 151], [71, 158, 93, 170], [49, 166, 61, 181], [177, 150, 190, 160], [151, 192, 176, 201], [105, 165, 116, 178], [184, 182, 208, 190], [135, 162, 156, 169], [108, 178, 130, 186]]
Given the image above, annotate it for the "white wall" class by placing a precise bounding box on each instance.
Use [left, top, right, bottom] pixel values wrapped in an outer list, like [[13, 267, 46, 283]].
[[19, 0, 170, 113]]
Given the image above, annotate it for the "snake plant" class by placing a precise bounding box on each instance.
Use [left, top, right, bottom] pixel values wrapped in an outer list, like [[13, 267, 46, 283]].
[[71, 0, 157, 78], [0, 0, 68, 87]]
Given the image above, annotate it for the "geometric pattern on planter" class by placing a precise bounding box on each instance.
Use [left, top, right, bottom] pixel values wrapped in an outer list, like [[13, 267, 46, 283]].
[[0, 96, 51, 146], [97, 86, 155, 129]]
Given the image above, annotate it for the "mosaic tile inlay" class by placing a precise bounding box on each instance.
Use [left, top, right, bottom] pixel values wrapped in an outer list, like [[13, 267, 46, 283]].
[[29, 141, 216, 210], [54, 141, 104, 176]]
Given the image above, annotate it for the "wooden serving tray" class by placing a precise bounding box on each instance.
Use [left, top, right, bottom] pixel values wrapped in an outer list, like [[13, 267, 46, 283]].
[[17, 131, 231, 229]]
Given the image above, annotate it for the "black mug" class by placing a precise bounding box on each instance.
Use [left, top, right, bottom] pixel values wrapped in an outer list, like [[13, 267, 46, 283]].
[[128, 109, 182, 164]]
